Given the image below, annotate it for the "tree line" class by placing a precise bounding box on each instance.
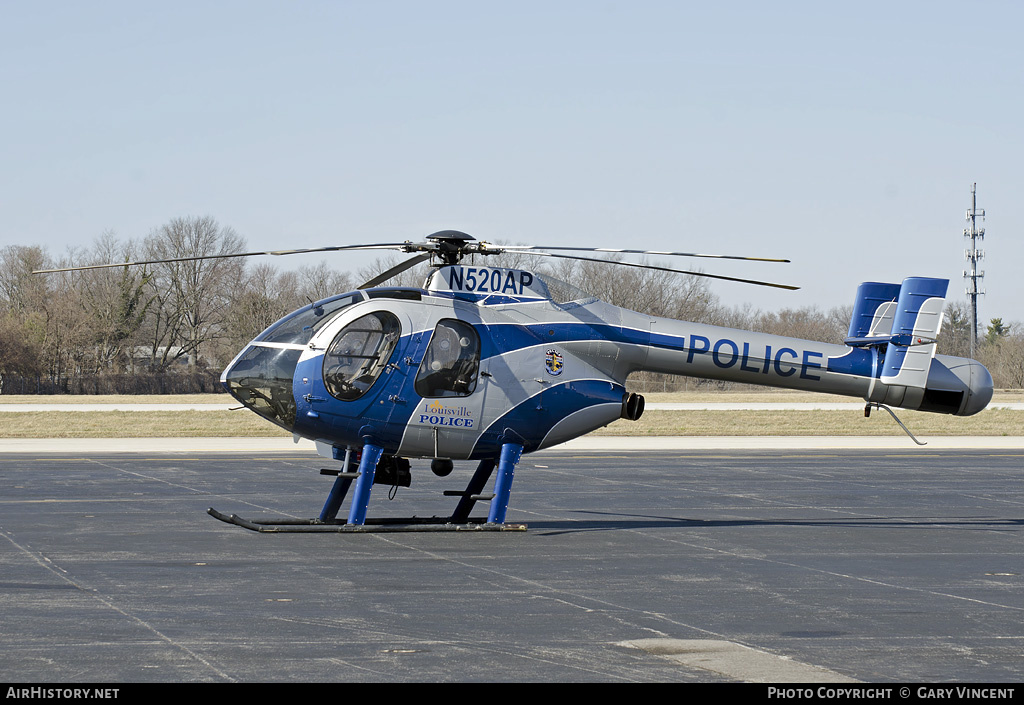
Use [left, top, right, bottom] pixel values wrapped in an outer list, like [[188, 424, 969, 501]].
[[1, 216, 1020, 394]]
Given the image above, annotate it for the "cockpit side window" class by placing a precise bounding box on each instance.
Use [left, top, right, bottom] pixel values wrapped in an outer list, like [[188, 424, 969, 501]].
[[415, 319, 481, 398], [323, 311, 401, 401]]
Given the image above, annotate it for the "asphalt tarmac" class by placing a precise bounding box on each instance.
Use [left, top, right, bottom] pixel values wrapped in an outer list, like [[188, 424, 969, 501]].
[[2, 447, 1023, 683]]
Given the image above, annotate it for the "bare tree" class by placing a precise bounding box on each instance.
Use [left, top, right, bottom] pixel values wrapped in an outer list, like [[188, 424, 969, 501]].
[[77, 233, 152, 372], [978, 320, 1024, 389], [42, 269, 93, 388], [297, 260, 356, 301], [0, 245, 50, 314], [529, 253, 722, 323], [750, 305, 850, 344], [0, 313, 43, 390], [220, 262, 302, 356], [141, 216, 246, 370], [0, 245, 96, 387], [938, 300, 972, 358]]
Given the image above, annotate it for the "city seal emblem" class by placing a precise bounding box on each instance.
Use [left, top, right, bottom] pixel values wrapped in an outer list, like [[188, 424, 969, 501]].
[[545, 349, 564, 376]]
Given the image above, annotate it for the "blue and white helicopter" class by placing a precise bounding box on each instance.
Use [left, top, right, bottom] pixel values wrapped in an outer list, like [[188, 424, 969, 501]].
[[42, 230, 994, 531]]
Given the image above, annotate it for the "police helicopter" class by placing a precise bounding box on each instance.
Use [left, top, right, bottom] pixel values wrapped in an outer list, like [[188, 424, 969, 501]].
[[36, 230, 994, 532]]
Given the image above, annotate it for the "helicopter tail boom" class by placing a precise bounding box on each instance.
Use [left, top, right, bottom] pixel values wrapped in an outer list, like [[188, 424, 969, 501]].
[[635, 321, 990, 416], [627, 277, 990, 417]]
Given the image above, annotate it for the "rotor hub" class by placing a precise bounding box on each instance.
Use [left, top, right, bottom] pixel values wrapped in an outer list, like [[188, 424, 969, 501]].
[[425, 230, 476, 265]]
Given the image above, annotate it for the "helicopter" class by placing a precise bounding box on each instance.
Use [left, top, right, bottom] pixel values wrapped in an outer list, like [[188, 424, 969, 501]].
[[35, 230, 994, 532]]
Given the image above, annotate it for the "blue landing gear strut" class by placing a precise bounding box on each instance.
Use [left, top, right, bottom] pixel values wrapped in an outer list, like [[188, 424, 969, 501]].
[[208, 441, 527, 533], [345, 443, 384, 525], [489, 442, 522, 524], [318, 447, 360, 522]]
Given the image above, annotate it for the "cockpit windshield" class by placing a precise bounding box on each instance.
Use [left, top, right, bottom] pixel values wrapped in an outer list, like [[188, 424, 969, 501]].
[[223, 291, 366, 429], [254, 292, 364, 346], [223, 346, 302, 429]]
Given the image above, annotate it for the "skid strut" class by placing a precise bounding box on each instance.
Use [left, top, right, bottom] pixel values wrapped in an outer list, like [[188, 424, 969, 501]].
[[208, 441, 527, 533]]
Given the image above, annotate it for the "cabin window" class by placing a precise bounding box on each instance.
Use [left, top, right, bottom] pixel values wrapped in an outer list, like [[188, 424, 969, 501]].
[[323, 311, 401, 401], [415, 319, 481, 398]]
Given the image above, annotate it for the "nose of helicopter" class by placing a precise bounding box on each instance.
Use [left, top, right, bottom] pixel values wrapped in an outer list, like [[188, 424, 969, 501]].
[[221, 345, 302, 430]]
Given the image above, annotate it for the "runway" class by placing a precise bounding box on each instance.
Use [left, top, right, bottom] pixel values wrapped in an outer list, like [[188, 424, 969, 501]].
[[2, 448, 1023, 682]]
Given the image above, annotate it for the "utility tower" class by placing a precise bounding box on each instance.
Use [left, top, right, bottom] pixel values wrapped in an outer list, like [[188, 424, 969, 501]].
[[964, 183, 985, 358]]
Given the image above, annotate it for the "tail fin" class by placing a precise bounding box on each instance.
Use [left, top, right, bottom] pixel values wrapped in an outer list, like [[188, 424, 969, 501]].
[[846, 282, 902, 342], [844, 277, 948, 389], [879, 277, 948, 388]]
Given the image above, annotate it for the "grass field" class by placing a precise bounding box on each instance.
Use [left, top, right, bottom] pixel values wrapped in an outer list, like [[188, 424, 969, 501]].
[[594, 407, 1023, 437], [0, 391, 1020, 438]]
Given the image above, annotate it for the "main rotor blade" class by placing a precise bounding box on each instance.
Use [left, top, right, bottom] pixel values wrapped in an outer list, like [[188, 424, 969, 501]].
[[502, 245, 790, 263], [531, 251, 800, 290], [31, 242, 422, 274], [358, 252, 433, 289]]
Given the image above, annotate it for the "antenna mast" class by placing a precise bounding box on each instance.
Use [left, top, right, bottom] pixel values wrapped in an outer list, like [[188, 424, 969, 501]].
[[964, 183, 985, 358]]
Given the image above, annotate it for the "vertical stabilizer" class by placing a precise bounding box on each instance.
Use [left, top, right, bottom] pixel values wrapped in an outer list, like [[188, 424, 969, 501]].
[[847, 282, 901, 339], [880, 277, 948, 388]]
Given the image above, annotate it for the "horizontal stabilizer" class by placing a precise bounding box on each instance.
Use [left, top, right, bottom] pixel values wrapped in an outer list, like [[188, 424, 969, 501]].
[[880, 277, 948, 388], [844, 334, 893, 347]]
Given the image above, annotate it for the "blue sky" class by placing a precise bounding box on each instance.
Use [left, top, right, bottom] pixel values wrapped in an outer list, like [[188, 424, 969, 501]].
[[2, 1, 1021, 325]]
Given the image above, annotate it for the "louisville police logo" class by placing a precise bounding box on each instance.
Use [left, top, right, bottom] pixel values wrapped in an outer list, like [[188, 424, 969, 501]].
[[418, 400, 474, 428], [545, 349, 564, 376]]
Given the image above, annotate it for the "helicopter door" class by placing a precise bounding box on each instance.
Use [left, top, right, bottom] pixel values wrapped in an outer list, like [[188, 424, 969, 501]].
[[322, 311, 402, 402], [407, 318, 483, 458], [312, 309, 417, 442], [414, 319, 481, 399]]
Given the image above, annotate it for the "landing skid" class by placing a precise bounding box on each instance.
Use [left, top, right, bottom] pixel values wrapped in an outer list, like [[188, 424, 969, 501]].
[[207, 508, 527, 533], [208, 440, 527, 533]]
